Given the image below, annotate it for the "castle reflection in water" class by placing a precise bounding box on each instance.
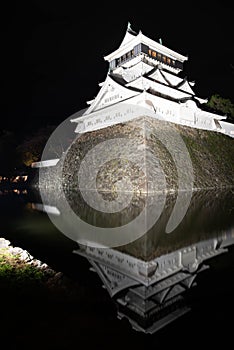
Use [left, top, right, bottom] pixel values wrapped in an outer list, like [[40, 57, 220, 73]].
[[32, 188, 234, 334]]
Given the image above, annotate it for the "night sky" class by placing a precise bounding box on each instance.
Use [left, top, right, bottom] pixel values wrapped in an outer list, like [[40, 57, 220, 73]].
[[1, 1, 233, 133]]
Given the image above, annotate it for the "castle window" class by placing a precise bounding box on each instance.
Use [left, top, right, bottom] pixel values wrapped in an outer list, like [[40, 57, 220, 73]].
[[110, 60, 116, 69], [152, 51, 157, 58], [134, 43, 141, 55], [148, 49, 152, 56], [167, 57, 171, 64], [163, 56, 166, 62]]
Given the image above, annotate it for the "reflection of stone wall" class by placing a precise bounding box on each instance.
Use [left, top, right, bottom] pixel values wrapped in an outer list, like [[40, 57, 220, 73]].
[[36, 175, 234, 262], [117, 188, 234, 260], [33, 116, 234, 191]]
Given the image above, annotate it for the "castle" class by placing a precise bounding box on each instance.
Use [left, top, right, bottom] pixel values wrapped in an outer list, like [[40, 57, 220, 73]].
[[70, 23, 233, 137]]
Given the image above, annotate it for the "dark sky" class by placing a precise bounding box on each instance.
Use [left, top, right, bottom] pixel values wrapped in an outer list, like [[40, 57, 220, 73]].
[[1, 1, 233, 132]]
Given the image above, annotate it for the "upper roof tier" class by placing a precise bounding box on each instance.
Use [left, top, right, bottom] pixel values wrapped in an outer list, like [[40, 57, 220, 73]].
[[104, 23, 188, 74]]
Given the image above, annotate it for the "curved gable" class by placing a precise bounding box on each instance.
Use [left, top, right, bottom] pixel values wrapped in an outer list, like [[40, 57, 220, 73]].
[[84, 75, 140, 115]]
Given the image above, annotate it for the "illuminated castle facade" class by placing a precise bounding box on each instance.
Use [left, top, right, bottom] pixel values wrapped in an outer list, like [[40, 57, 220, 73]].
[[71, 23, 233, 137]]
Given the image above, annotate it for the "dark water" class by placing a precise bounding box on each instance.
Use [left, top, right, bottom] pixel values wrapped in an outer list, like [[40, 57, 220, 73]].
[[0, 187, 234, 349]]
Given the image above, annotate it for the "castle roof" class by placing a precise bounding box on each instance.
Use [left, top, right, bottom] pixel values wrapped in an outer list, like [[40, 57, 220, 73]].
[[104, 23, 188, 64]]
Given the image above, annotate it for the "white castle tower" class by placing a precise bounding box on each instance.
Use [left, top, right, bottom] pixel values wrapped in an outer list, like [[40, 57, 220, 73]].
[[71, 23, 231, 135], [31, 23, 233, 171]]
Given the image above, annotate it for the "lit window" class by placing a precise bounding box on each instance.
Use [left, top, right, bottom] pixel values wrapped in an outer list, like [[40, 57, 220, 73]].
[[163, 56, 166, 62], [167, 57, 171, 64], [148, 49, 152, 56], [152, 51, 157, 58], [158, 53, 161, 59]]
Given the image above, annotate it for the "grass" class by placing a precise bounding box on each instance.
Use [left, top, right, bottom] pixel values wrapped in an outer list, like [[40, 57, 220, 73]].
[[0, 244, 84, 304], [0, 248, 46, 294]]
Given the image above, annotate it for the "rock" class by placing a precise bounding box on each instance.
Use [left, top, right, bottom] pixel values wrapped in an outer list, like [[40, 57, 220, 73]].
[[31, 259, 43, 267], [0, 238, 11, 248], [54, 272, 64, 280], [8, 246, 23, 255], [20, 250, 33, 262], [40, 263, 48, 269], [42, 268, 55, 276]]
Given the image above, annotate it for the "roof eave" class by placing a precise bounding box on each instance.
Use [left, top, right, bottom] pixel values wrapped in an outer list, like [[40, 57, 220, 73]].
[[104, 32, 188, 63]]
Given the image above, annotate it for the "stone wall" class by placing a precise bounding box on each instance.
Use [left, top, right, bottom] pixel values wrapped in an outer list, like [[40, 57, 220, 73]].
[[31, 116, 234, 193]]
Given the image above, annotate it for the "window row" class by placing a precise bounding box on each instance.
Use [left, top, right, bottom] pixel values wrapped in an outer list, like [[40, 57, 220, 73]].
[[116, 49, 135, 65], [148, 49, 175, 66], [109, 43, 183, 70]]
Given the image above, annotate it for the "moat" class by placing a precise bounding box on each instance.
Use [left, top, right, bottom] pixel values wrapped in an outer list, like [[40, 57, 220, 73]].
[[0, 186, 234, 348]]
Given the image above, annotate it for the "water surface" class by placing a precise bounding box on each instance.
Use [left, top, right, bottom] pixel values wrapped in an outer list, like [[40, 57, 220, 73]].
[[0, 187, 234, 347]]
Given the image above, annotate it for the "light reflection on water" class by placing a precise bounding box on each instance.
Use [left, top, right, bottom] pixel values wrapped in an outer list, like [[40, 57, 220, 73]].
[[0, 187, 234, 334]]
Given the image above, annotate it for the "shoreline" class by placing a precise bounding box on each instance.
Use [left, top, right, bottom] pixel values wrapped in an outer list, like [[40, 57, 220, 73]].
[[0, 237, 81, 302]]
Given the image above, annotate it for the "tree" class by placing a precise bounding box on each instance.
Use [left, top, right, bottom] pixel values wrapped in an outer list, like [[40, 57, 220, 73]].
[[206, 94, 234, 122], [16, 124, 73, 167], [16, 126, 57, 167]]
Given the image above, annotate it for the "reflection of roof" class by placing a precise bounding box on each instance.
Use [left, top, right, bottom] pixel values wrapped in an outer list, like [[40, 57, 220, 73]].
[[88, 259, 139, 297], [75, 234, 232, 334], [74, 232, 231, 287], [117, 298, 191, 334], [73, 228, 234, 334]]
